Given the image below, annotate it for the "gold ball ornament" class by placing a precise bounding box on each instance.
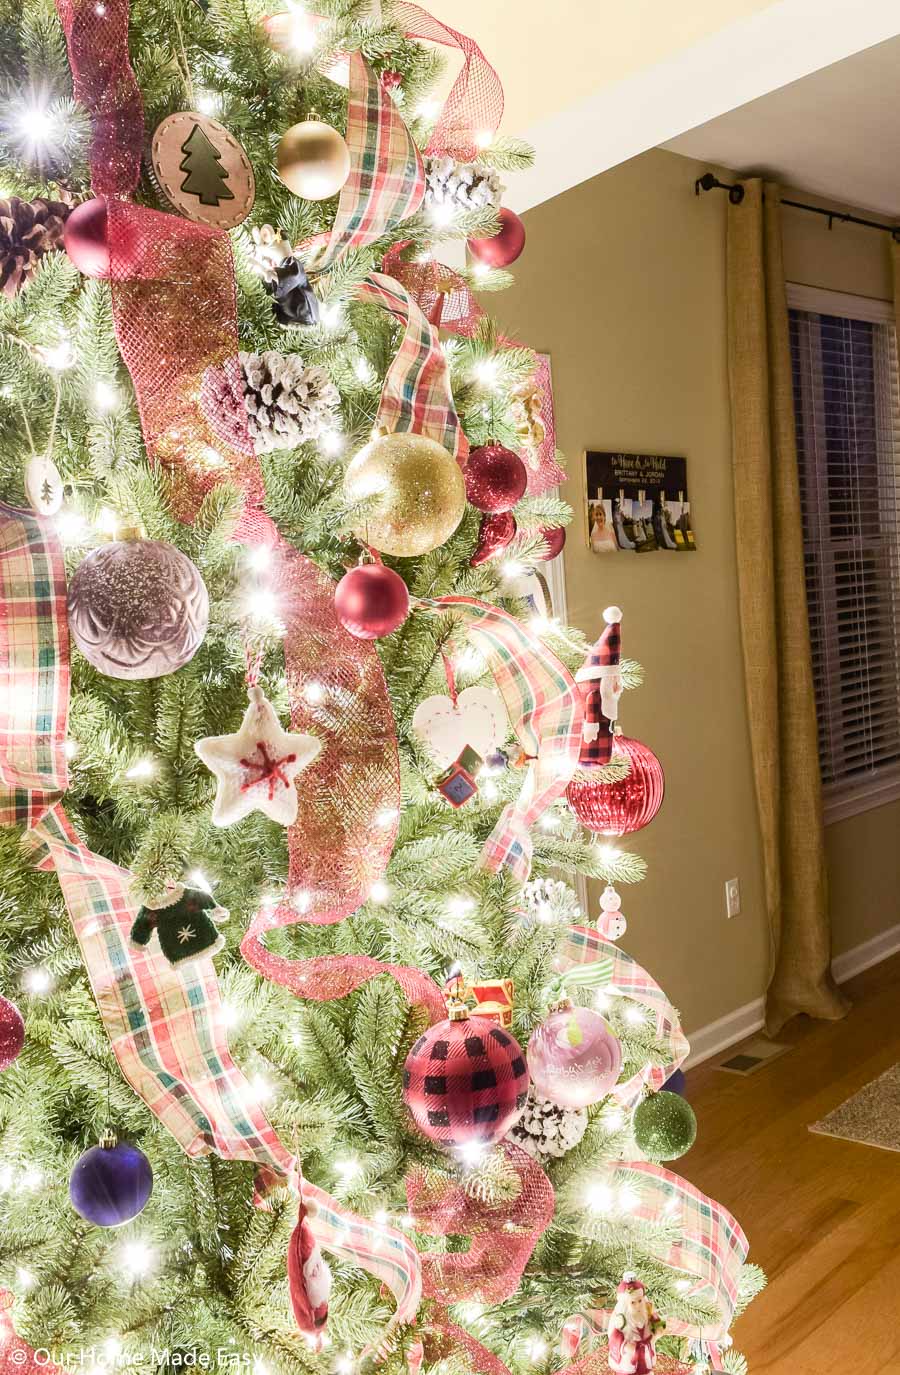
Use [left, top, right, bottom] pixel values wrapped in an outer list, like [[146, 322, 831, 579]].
[[344, 432, 466, 558], [276, 117, 351, 201]]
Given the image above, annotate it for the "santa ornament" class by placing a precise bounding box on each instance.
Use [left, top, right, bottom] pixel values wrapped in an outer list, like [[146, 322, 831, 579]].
[[287, 1200, 331, 1341], [607, 1272, 665, 1374], [575, 606, 623, 767]]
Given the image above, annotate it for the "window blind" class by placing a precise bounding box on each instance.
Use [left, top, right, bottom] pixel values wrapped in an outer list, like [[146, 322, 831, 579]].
[[789, 303, 900, 798]]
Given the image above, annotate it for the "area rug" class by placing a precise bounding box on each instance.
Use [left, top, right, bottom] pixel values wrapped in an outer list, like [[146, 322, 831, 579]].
[[809, 1063, 900, 1152]]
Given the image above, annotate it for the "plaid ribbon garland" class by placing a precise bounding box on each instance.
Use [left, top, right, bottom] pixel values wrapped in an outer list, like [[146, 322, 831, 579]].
[[314, 51, 425, 270], [555, 926, 689, 1108], [358, 272, 468, 459], [0, 503, 422, 1349], [419, 597, 583, 881], [585, 1163, 749, 1341]]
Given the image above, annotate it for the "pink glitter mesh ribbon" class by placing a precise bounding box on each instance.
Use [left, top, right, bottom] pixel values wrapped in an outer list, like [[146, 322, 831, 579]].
[[406, 1141, 554, 1304], [392, 2, 504, 160], [54, 0, 143, 197], [239, 547, 446, 1019], [107, 201, 268, 530], [0, 1292, 68, 1375]]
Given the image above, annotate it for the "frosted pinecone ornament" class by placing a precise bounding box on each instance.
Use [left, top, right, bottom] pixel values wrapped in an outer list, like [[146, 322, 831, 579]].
[[508, 1085, 588, 1160], [201, 350, 339, 455], [423, 155, 503, 214]]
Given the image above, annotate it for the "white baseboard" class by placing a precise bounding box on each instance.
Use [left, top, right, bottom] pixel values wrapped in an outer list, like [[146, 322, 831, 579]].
[[831, 921, 900, 986], [683, 921, 900, 1070], [684, 998, 765, 1070]]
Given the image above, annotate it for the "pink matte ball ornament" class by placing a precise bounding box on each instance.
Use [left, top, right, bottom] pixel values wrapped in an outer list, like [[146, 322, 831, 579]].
[[64, 197, 111, 278], [464, 443, 528, 513], [334, 563, 409, 639], [537, 526, 566, 560], [527, 1004, 622, 1110], [467, 207, 526, 268]]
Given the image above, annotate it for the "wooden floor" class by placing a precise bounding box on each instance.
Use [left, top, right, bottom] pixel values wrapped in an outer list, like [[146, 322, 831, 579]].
[[683, 952, 900, 1375]]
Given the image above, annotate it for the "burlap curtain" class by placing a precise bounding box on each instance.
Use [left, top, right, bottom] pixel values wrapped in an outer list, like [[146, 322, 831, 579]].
[[726, 179, 849, 1035]]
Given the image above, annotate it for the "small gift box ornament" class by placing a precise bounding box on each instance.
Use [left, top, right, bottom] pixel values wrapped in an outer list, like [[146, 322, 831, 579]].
[[435, 744, 483, 807], [468, 977, 515, 1028]]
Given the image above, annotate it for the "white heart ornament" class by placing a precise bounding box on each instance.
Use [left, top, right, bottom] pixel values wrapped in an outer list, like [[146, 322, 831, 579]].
[[25, 454, 63, 516], [412, 686, 508, 770]]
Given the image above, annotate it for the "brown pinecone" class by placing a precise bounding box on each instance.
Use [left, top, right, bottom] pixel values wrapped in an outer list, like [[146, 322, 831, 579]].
[[0, 196, 71, 298]]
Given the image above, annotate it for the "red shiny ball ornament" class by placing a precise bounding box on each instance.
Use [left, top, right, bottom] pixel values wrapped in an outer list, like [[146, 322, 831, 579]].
[[403, 1012, 530, 1149], [470, 510, 516, 566], [467, 207, 526, 268], [0, 994, 25, 1071], [334, 563, 409, 639], [566, 736, 665, 835], [64, 198, 111, 278], [464, 443, 528, 513], [537, 525, 566, 560]]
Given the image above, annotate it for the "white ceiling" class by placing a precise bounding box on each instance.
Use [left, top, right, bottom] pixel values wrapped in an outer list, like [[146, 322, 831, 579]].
[[664, 33, 900, 218]]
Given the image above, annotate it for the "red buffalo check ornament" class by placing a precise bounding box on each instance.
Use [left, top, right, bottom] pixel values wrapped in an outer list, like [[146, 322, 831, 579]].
[[403, 997, 529, 1151]]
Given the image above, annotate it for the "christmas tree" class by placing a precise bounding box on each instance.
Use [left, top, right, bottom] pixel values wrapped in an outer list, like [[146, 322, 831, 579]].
[[178, 124, 236, 207], [0, 3, 764, 1375]]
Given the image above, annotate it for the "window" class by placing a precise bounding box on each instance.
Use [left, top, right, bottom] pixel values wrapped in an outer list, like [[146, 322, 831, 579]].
[[788, 284, 900, 823]]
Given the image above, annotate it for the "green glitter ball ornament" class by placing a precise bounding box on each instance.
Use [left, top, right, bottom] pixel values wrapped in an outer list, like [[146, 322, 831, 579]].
[[632, 1090, 697, 1161]]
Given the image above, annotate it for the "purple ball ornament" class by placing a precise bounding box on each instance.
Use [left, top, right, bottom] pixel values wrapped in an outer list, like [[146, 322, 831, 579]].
[[67, 536, 209, 680], [0, 994, 25, 1071], [527, 1002, 622, 1110], [69, 1129, 153, 1227]]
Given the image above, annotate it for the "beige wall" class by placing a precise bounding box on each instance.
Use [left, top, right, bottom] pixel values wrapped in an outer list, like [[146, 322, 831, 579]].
[[425, 0, 780, 136], [497, 146, 900, 1032]]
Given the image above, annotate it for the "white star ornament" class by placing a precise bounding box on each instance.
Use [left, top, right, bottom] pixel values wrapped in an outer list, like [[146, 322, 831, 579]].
[[195, 686, 321, 827]]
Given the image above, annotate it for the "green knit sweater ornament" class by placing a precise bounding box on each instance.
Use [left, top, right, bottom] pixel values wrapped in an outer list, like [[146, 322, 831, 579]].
[[130, 885, 228, 967]]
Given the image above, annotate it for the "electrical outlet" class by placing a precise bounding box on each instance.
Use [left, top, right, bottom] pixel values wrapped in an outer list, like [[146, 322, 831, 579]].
[[725, 877, 741, 919]]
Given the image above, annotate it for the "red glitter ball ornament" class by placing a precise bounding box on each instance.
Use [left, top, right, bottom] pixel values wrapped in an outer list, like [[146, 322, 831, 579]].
[[467, 207, 526, 268], [0, 994, 25, 1071], [470, 510, 516, 566], [334, 563, 409, 639], [403, 1007, 530, 1149], [64, 197, 111, 278], [536, 525, 566, 560], [464, 443, 528, 513], [566, 736, 665, 835]]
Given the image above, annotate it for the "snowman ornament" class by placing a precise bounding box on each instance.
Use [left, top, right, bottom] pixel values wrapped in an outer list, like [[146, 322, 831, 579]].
[[598, 884, 627, 941]]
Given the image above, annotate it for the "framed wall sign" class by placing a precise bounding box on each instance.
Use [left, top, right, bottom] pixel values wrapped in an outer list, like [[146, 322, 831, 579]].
[[584, 451, 696, 553]]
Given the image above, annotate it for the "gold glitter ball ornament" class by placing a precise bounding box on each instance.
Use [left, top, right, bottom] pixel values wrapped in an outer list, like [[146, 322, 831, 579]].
[[344, 432, 466, 558], [67, 538, 209, 680], [276, 118, 351, 201]]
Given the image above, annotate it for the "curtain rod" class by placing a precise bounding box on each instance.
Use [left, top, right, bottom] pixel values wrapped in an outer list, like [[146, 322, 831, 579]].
[[694, 172, 900, 242]]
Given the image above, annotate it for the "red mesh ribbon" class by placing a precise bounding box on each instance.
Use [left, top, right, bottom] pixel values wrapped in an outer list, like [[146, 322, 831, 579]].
[[406, 1141, 554, 1304], [392, 2, 504, 160], [54, 0, 143, 196], [239, 547, 446, 1020], [107, 200, 268, 532], [382, 243, 483, 335]]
